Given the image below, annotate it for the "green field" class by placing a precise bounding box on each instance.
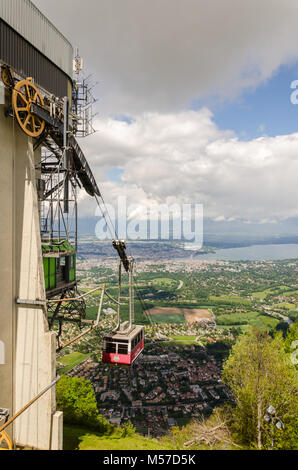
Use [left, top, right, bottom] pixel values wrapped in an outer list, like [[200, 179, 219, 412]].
[[283, 290, 298, 297], [251, 286, 293, 300], [256, 315, 280, 328], [216, 311, 260, 325], [215, 311, 279, 330], [165, 335, 198, 345], [209, 295, 251, 305], [251, 290, 270, 300], [148, 314, 186, 324], [151, 277, 179, 289], [63, 425, 172, 450], [274, 302, 297, 310], [162, 336, 199, 347], [171, 335, 198, 341], [57, 352, 91, 375]]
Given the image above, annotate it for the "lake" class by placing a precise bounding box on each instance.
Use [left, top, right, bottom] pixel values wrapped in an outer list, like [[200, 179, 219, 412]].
[[191, 244, 298, 261]]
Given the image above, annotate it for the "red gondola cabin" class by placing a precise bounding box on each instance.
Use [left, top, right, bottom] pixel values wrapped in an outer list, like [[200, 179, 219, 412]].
[[102, 325, 144, 366]]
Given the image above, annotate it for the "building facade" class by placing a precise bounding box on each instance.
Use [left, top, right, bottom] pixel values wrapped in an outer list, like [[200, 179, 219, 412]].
[[0, 0, 74, 450]]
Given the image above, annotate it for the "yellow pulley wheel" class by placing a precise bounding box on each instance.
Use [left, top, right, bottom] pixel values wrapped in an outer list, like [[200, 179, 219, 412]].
[[0, 431, 13, 450], [12, 79, 46, 138]]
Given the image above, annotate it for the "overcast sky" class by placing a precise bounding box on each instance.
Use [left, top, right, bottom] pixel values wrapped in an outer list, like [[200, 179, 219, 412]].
[[33, 0, 298, 224]]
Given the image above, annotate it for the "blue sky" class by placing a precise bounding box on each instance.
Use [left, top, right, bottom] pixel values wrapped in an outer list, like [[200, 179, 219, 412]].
[[193, 63, 298, 140], [34, 0, 298, 229], [106, 167, 124, 183], [107, 64, 298, 185], [110, 62, 298, 145]]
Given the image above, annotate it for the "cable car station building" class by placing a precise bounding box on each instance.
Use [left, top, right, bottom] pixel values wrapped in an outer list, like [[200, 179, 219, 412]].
[[0, 0, 76, 449], [0, 0, 144, 450]]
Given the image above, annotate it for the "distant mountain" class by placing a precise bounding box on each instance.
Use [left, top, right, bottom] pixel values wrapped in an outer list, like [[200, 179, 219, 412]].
[[78, 216, 298, 248]]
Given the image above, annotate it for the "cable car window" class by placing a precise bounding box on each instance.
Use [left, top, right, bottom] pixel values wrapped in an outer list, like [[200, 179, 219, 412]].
[[106, 342, 116, 353], [118, 344, 128, 355]]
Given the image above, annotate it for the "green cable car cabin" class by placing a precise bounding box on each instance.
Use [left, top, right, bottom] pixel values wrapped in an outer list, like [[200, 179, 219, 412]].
[[42, 240, 77, 298]]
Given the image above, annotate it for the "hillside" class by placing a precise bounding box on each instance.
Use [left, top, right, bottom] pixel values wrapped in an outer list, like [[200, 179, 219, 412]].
[[58, 323, 298, 451], [63, 408, 239, 451], [63, 425, 174, 451]]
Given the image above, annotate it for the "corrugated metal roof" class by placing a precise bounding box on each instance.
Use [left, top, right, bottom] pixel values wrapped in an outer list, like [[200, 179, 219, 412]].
[[0, 19, 71, 98], [0, 0, 73, 78]]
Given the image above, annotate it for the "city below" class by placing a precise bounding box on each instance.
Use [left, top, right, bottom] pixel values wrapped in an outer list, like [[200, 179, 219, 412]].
[[56, 239, 297, 436]]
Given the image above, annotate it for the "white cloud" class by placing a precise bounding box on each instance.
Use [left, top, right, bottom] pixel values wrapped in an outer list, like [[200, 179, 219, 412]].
[[33, 0, 298, 115], [31, 1, 298, 224], [78, 110, 298, 221]]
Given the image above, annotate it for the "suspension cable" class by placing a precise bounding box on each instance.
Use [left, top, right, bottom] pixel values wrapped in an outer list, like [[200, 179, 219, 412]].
[[93, 187, 151, 324], [94, 193, 118, 240]]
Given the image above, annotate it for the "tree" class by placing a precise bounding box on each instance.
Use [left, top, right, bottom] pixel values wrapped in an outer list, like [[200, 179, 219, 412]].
[[206, 339, 233, 363], [284, 321, 298, 369], [222, 327, 298, 449], [56, 375, 113, 434], [121, 421, 135, 437], [274, 321, 290, 338]]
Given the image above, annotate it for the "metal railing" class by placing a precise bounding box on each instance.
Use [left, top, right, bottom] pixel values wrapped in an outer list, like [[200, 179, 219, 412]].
[[0, 376, 60, 434]]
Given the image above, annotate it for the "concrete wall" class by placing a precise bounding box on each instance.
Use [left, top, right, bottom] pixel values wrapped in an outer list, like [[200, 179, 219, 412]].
[[0, 89, 62, 449]]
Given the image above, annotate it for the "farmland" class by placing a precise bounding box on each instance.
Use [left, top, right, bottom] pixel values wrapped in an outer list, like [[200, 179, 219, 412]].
[[145, 307, 214, 324], [73, 256, 298, 334], [55, 253, 298, 440]]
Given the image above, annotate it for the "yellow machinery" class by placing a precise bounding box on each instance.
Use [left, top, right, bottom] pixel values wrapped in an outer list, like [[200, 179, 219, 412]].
[[0, 431, 13, 450], [1, 66, 46, 138], [12, 78, 45, 138]]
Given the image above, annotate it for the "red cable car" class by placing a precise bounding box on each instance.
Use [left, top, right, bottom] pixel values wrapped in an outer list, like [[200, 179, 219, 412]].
[[102, 325, 144, 366], [102, 242, 145, 367]]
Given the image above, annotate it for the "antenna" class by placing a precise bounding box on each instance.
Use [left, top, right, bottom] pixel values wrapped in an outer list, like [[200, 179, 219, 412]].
[[73, 48, 83, 82], [72, 49, 97, 137]]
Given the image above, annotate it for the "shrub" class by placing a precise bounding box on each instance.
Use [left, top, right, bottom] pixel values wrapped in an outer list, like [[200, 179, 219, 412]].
[[56, 375, 113, 434]]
